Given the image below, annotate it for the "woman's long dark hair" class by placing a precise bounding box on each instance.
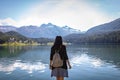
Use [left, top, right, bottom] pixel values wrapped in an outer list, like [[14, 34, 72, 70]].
[[53, 36, 63, 50]]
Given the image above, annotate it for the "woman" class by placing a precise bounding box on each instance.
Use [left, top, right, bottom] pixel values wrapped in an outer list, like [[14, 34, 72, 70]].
[[50, 36, 71, 80]]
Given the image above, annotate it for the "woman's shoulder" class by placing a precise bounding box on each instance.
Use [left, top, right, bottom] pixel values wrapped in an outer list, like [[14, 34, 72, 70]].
[[61, 45, 66, 48], [51, 45, 54, 50], [51, 45, 66, 49]]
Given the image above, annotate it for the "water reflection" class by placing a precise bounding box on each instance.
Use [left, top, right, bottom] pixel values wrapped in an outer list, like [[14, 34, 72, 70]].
[[0, 46, 41, 58], [68, 44, 120, 69], [71, 54, 104, 68], [0, 59, 47, 74], [0, 45, 120, 80]]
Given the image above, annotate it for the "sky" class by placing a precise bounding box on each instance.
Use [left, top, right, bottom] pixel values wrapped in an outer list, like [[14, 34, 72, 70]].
[[0, 0, 120, 31]]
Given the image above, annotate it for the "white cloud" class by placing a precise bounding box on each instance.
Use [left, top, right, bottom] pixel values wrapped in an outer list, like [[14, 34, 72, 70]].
[[70, 54, 104, 67], [0, 61, 47, 73], [0, 0, 114, 31], [0, 18, 17, 26]]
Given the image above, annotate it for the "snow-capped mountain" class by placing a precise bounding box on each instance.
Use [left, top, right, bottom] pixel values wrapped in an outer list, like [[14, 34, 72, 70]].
[[0, 23, 81, 38], [17, 25, 40, 38], [62, 25, 80, 33], [0, 25, 17, 32]]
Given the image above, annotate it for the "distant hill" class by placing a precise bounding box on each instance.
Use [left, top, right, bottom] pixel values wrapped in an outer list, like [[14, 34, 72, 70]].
[[31, 38, 53, 44], [1, 18, 120, 44], [0, 31, 53, 44], [87, 18, 120, 34], [5, 31, 28, 41], [0, 26, 17, 32], [64, 33, 85, 43], [0, 31, 29, 44], [17, 23, 80, 38], [64, 30, 120, 44], [64, 18, 120, 44], [0, 32, 9, 43], [0, 23, 81, 38]]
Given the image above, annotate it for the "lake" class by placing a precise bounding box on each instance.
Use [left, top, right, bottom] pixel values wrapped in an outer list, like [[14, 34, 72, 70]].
[[0, 44, 120, 80]]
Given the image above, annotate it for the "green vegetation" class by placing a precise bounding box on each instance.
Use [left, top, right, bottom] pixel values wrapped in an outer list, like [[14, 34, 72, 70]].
[[0, 31, 53, 46], [0, 31, 28, 44], [0, 42, 39, 46], [65, 30, 120, 44], [2, 29, 120, 45]]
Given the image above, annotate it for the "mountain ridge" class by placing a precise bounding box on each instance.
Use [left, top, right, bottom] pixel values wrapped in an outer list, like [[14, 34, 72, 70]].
[[65, 18, 120, 44], [0, 23, 81, 38], [1, 18, 120, 44], [87, 18, 120, 34]]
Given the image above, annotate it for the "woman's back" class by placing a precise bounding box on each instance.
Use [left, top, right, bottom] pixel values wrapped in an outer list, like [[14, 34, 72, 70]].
[[49, 36, 71, 80]]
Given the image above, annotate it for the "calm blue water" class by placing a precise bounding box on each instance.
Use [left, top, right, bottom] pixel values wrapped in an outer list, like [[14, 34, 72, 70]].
[[0, 44, 120, 80]]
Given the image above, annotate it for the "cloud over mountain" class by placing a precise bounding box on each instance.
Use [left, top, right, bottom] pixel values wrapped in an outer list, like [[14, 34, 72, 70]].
[[0, 0, 115, 31]]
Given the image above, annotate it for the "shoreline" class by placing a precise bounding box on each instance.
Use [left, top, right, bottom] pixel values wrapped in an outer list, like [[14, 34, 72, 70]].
[[0, 42, 71, 46]]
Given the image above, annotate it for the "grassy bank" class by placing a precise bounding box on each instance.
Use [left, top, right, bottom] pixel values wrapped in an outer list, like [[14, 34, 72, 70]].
[[0, 42, 40, 46], [0, 42, 71, 46]]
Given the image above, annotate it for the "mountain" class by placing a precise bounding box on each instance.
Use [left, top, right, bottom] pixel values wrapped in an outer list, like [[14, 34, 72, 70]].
[[64, 30, 120, 44], [0, 31, 54, 44], [0, 31, 29, 44], [64, 33, 84, 42], [0, 23, 81, 38], [87, 18, 120, 34], [0, 31, 9, 43], [0, 25, 17, 32], [37, 23, 80, 38], [31, 37, 53, 44], [64, 18, 120, 44], [17, 25, 40, 38], [5, 31, 28, 41]]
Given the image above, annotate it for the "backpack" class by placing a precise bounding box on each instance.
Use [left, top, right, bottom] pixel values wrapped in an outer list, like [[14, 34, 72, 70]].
[[52, 50, 63, 67]]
